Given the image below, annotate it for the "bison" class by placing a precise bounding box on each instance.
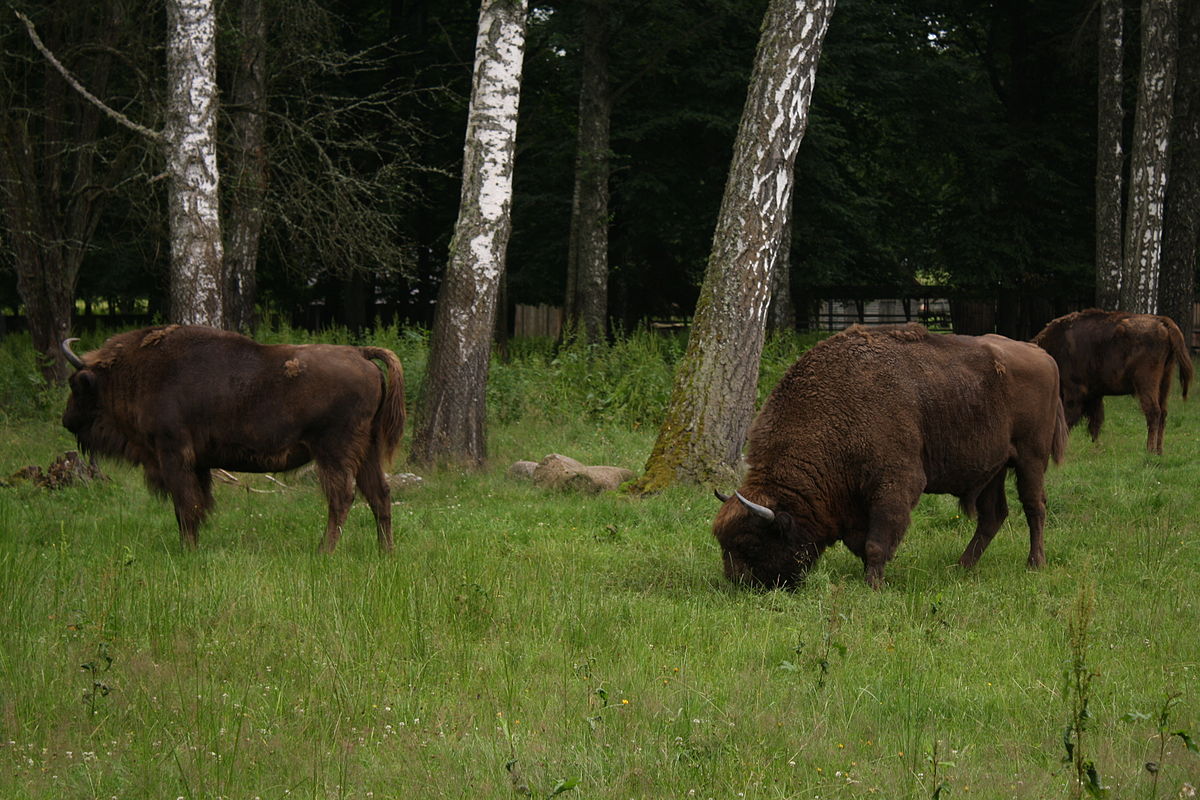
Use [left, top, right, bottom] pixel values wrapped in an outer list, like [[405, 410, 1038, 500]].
[[61, 325, 405, 552], [1032, 309, 1193, 455], [713, 324, 1068, 590]]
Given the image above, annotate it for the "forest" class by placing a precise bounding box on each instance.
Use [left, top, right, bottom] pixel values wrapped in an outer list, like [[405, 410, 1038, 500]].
[[4, 0, 1179, 343]]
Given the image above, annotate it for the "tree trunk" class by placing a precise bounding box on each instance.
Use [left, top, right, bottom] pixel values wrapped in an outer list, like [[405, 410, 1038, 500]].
[[767, 196, 796, 333], [564, 0, 612, 344], [633, 0, 835, 493], [0, 9, 122, 383], [410, 0, 527, 468], [1095, 0, 1124, 309], [1159, 0, 1200, 346], [223, 0, 268, 333], [1119, 0, 1178, 313], [165, 0, 225, 326]]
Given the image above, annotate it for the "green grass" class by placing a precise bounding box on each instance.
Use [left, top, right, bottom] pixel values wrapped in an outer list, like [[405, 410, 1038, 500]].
[[0, 329, 1197, 799]]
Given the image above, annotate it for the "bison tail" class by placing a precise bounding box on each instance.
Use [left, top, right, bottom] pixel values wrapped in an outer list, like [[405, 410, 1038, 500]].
[[360, 346, 406, 468], [1168, 321, 1194, 400], [1051, 397, 1069, 466]]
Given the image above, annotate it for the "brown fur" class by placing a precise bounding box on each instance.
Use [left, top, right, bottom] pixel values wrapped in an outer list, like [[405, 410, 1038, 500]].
[[1033, 309, 1193, 454], [62, 325, 406, 552], [712, 323, 1068, 590]]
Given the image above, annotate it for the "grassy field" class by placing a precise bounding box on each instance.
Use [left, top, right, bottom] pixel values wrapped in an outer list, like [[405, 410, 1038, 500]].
[[0, 328, 1197, 799]]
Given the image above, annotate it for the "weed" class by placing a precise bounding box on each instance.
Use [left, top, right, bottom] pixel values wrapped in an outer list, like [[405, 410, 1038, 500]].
[[1063, 580, 1108, 799], [1124, 693, 1200, 800]]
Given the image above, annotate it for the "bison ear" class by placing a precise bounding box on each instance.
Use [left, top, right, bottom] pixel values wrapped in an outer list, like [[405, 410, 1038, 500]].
[[69, 369, 98, 396]]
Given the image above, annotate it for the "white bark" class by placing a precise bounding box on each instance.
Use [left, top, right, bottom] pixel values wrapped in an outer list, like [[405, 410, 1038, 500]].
[[1095, 0, 1124, 308], [411, 0, 527, 467], [165, 0, 224, 326], [636, 0, 835, 491], [449, 0, 526, 348], [1120, 0, 1178, 313]]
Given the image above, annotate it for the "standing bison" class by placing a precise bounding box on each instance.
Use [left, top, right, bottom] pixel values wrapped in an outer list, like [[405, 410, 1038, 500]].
[[713, 324, 1067, 589], [1033, 309, 1193, 454], [61, 325, 405, 552]]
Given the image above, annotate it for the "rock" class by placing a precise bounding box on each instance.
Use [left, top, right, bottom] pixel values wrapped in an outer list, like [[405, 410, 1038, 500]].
[[532, 453, 587, 490], [564, 465, 635, 494], [526, 454, 632, 494], [387, 472, 424, 491], [507, 460, 538, 481]]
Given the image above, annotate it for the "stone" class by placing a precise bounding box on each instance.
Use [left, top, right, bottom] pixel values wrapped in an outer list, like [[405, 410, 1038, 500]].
[[507, 460, 538, 481], [532, 453, 587, 489]]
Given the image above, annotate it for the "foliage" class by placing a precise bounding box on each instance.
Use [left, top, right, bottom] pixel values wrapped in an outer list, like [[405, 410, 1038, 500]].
[[0, 332, 1199, 798], [0, 333, 68, 420], [2, 0, 1103, 328]]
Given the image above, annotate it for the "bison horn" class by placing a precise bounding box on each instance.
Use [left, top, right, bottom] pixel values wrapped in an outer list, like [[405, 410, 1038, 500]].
[[735, 491, 776, 522], [714, 489, 732, 503], [61, 338, 85, 369]]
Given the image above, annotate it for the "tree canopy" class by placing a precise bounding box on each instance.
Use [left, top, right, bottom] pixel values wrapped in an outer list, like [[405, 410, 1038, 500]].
[[0, 0, 1159, 333]]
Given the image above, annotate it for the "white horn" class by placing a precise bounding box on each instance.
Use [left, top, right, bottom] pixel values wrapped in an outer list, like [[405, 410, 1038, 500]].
[[736, 491, 775, 522]]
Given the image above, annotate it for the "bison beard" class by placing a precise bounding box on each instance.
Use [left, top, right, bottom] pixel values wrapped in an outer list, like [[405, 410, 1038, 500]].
[[712, 324, 1068, 589], [61, 325, 405, 552], [1033, 309, 1193, 455]]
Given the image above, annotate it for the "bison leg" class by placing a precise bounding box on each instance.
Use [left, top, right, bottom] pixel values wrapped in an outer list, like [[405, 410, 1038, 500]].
[[862, 496, 917, 590], [957, 468, 1008, 569], [1083, 396, 1105, 442], [158, 454, 211, 550], [355, 459, 394, 553], [1138, 369, 1171, 455], [1013, 460, 1048, 569], [316, 462, 356, 554]]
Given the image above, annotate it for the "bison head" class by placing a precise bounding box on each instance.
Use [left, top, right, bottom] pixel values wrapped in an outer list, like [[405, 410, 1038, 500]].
[[60, 339, 105, 452], [711, 491, 820, 589]]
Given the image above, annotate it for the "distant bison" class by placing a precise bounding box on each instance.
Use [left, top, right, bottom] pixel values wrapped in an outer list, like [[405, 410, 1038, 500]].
[[61, 325, 405, 552], [713, 324, 1067, 590], [1032, 309, 1193, 454]]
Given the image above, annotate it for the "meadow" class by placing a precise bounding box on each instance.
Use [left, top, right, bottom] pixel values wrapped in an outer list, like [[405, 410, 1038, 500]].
[[0, 326, 1196, 800]]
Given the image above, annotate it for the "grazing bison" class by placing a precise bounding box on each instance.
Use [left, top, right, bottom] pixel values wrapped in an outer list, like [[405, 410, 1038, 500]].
[[713, 324, 1067, 590], [1032, 309, 1193, 455], [61, 325, 405, 552]]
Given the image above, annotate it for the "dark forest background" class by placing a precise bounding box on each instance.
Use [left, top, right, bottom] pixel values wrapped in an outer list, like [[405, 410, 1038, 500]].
[[0, 0, 1138, 337]]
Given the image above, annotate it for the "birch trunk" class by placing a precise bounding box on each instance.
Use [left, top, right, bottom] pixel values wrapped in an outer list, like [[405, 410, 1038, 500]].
[[1094, 0, 1124, 309], [1159, 0, 1200, 346], [165, 0, 225, 326], [410, 0, 527, 468], [564, 0, 612, 344], [223, 0, 268, 333], [1119, 0, 1178, 314], [767, 197, 796, 333], [633, 0, 835, 493]]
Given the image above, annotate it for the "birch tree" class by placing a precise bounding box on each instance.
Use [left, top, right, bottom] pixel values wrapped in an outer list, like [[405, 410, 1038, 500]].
[[17, 0, 226, 328], [1119, 0, 1178, 313], [1094, 0, 1124, 309], [633, 0, 835, 493], [165, 0, 224, 326], [410, 0, 527, 468], [1159, 0, 1200, 344]]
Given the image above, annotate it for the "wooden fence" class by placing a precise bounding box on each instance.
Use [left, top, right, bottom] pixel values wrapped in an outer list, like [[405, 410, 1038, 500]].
[[513, 304, 563, 339]]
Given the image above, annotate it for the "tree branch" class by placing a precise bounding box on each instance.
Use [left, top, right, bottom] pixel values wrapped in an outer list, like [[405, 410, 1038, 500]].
[[14, 10, 164, 144]]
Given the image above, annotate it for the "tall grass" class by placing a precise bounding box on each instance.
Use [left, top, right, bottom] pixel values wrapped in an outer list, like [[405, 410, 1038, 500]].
[[0, 326, 1196, 799]]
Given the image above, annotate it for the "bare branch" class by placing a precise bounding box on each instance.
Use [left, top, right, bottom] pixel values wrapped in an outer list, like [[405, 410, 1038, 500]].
[[14, 9, 164, 144]]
